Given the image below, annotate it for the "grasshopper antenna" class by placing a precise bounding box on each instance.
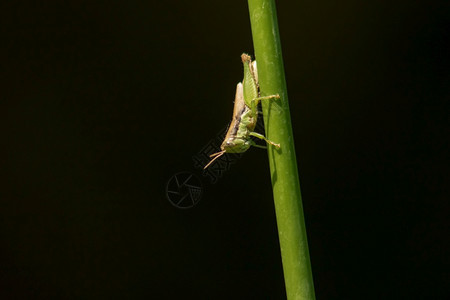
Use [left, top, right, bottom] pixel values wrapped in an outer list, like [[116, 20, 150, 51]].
[[203, 150, 226, 169]]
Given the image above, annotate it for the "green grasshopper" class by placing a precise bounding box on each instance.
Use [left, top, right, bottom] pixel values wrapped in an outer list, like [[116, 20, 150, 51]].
[[204, 53, 281, 169]]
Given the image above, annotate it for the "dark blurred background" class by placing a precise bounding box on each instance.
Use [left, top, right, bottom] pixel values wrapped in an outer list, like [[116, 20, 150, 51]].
[[1, 1, 448, 299]]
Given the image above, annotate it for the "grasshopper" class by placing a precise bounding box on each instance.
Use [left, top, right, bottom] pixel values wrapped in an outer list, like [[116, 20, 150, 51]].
[[204, 53, 281, 169]]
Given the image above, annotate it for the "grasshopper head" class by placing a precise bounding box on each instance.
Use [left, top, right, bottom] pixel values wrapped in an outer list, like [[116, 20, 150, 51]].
[[221, 137, 251, 153]]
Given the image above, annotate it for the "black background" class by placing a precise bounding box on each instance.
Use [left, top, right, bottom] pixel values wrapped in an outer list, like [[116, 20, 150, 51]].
[[1, 1, 449, 299]]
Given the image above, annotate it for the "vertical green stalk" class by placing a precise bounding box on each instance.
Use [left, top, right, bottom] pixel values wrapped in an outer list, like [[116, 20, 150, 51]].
[[247, 1, 315, 299]]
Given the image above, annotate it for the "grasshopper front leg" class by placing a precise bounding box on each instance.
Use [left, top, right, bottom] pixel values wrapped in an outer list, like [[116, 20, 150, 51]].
[[249, 132, 281, 148]]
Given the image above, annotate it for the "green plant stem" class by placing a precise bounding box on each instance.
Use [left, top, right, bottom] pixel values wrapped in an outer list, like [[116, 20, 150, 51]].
[[247, 1, 315, 299]]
